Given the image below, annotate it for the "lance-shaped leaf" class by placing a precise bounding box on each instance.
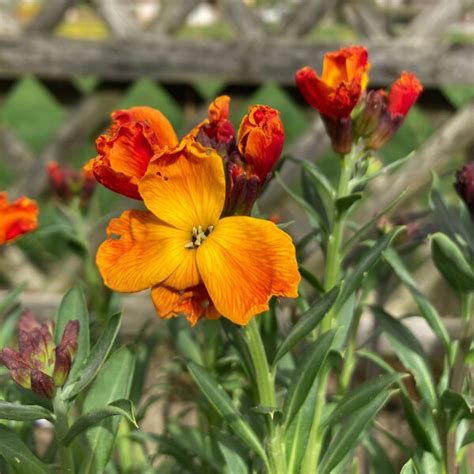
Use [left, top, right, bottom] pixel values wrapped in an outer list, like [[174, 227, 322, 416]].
[[62, 399, 137, 446], [273, 286, 339, 365], [0, 401, 53, 422], [318, 389, 395, 474], [62, 312, 122, 400], [384, 249, 450, 348], [400, 459, 420, 474], [371, 306, 438, 409], [282, 329, 336, 429], [55, 286, 90, 382], [335, 192, 363, 217], [0, 425, 51, 474], [301, 166, 331, 234], [0, 282, 26, 316], [187, 361, 267, 463], [0, 305, 22, 349]]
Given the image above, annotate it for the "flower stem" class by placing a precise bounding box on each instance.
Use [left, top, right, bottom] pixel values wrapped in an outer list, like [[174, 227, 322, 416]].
[[53, 391, 75, 474], [301, 151, 354, 473], [245, 318, 286, 474]]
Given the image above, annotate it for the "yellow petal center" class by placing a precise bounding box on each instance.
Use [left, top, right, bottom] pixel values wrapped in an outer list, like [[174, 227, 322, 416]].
[[184, 225, 214, 249]]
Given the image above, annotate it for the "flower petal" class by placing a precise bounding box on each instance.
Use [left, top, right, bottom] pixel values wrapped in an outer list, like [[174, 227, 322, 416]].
[[96, 210, 200, 293], [0, 193, 39, 244], [139, 139, 225, 230], [196, 216, 300, 325]]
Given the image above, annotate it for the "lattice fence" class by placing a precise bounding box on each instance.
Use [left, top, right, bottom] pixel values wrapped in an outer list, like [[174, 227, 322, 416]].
[[1, 0, 474, 329]]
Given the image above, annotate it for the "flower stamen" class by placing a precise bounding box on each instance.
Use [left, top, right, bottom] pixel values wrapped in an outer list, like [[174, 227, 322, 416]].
[[185, 225, 214, 249]]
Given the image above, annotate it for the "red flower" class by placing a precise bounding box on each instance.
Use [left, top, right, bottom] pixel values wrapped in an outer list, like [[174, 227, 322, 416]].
[[295, 46, 370, 119], [84, 107, 178, 199], [388, 72, 423, 117], [0, 193, 39, 244]]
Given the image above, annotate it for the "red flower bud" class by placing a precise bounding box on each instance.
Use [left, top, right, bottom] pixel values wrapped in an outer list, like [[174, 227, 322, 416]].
[[0, 193, 39, 245], [31, 369, 56, 399], [455, 162, 474, 218]]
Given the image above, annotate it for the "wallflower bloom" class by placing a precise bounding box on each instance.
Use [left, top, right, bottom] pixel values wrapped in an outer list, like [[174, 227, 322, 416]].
[[295, 46, 370, 153], [96, 138, 300, 326], [0, 311, 79, 399], [0, 192, 39, 244], [455, 162, 474, 219], [85, 107, 178, 199], [356, 72, 423, 150]]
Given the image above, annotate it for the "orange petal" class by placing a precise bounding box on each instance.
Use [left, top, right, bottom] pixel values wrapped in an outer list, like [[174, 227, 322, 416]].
[[139, 138, 225, 231], [196, 216, 300, 325], [112, 107, 178, 149], [0, 193, 39, 244], [151, 284, 219, 326], [96, 210, 200, 293]]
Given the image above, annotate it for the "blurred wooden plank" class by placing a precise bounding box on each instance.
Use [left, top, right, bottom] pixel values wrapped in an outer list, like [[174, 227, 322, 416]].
[[0, 37, 473, 86], [221, 0, 265, 40], [148, 0, 201, 37], [96, 0, 141, 39], [24, 0, 73, 34]]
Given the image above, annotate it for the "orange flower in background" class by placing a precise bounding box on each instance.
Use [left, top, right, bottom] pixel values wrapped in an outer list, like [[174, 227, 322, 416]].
[[238, 105, 284, 183], [47, 162, 95, 205], [85, 106, 178, 199], [387, 72, 423, 117], [0, 192, 39, 244], [96, 138, 300, 326], [295, 46, 370, 119]]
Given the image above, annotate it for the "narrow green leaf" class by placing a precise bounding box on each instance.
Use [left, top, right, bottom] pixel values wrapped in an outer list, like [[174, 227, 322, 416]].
[[273, 286, 340, 365], [460, 429, 474, 449], [301, 167, 331, 234], [364, 436, 397, 474], [0, 402, 53, 422], [371, 306, 438, 409], [299, 266, 325, 293], [63, 312, 122, 400], [318, 390, 395, 474], [218, 437, 249, 474], [0, 283, 26, 315], [0, 305, 22, 348], [440, 389, 473, 420], [335, 193, 363, 216], [79, 346, 136, 474], [431, 233, 474, 293], [337, 227, 404, 308], [400, 459, 420, 474], [187, 362, 267, 463], [282, 330, 336, 428], [322, 373, 402, 428], [385, 249, 451, 348], [55, 286, 90, 381], [63, 399, 137, 446], [0, 425, 51, 474]]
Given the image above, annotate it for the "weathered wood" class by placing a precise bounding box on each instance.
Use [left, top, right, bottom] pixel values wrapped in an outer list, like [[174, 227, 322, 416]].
[[283, 0, 339, 38], [405, 0, 473, 41], [358, 102, 474, 220], [24, 0, 73, 34], [343, 1, 388, 39], [0, 8, 21, 35], [148, 0, 201, 36], [0, 126, 35, 176], [0, 36, 473, 86], [220, 0, 265, 40], [96, 0, 141, 39]]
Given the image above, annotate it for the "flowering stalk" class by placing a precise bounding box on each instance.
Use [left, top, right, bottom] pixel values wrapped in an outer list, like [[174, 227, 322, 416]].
[[53, 390, 75, 474], [245, 318, 286, 474], [301, 148, 359, 473]]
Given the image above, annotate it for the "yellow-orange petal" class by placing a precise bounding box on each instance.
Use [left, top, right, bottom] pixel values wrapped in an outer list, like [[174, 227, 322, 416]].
[[96, 210, 200, 293], [151, 284, 219, 326], [112, 106, 178, 149], [196, 216, 300, 325], [139, 138, 225, 231], [0, 193, 39, 244]]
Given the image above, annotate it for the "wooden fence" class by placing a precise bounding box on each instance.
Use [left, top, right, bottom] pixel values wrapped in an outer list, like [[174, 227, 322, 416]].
[[1, 0, 474, 327]]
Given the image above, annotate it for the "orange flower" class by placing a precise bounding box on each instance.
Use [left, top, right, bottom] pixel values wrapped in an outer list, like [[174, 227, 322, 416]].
[[47, 162, 95, 205], [0, 192, 39, 244], [295, 46, 370, 119], [85, 107, 178, 199], [96, 138, 300, 326], [387, 72, 423, 117], [238, 105, 284, 182]]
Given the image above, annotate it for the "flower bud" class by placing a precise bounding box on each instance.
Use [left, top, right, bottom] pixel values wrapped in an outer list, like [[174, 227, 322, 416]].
[[320, 115, 353, 155], [0, 193, 39, 245], [455, 162, 474, 218], [31, 369, 56, 399]]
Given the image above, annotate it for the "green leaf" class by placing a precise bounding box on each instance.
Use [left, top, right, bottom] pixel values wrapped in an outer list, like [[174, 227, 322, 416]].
[[55, 286, 90, 382], [440, 389, 473, 421], [371, 306, 438, 409], [384, 249, 450, 348], [322, 373, 402, 428], [187, 361, 267, 463], [218, 436, 249, 474], [282, 330, 337, 428], [63, 312, 122, 400], [364, 436, 397, 474], [0, 283, 26, 315], [460, 429, 474, 449], [400, 459, 420, 474], [0, 305, 22, 348], [335, 193, 363, 216], [299, 267, 325, 293], [318, 389, 395, 474], [79, 346, 136, 474], [62, 399, 137, 446], [0, 425, 51, 474], [301, 167, 331, 234], [337, 227, 404, 308], [273, 286, 340, 365], [431, 233, 474, 293], [0, 401, 53, 422]]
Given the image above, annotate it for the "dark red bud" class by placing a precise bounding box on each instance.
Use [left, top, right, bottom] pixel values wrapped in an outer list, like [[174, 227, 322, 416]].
[[321, 115, 353, 155], [455, 162, 474, 218], [31, 369, 56, 399]]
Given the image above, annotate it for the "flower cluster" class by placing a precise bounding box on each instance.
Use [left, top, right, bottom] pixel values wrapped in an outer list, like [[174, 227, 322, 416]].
[[0, 311, 79, 399], [0, 192, 39, 245], [296, 46, 422, 153], [86, 98, 299, 326]]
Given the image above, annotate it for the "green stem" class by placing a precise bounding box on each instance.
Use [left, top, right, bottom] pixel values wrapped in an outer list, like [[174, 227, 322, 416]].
[[245, 318, 286, 474], [301, 151, 355, 474], [53, 391, 75, 474]]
